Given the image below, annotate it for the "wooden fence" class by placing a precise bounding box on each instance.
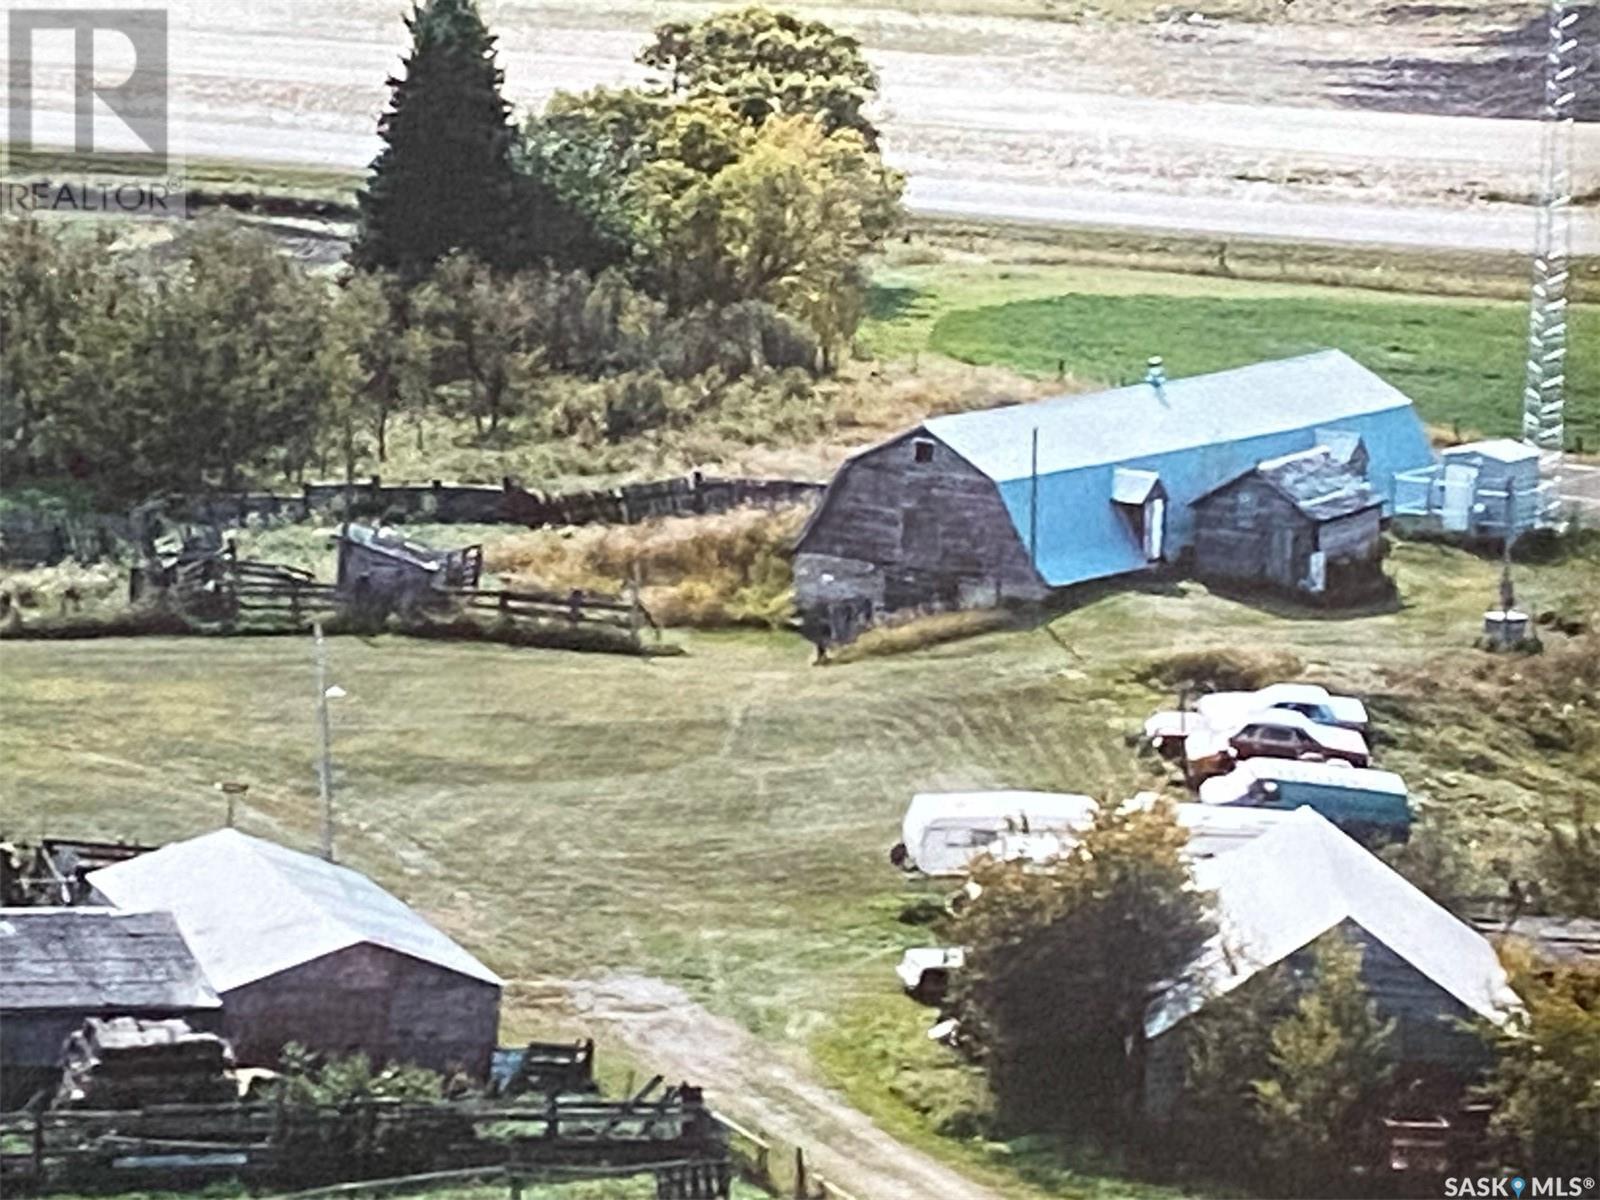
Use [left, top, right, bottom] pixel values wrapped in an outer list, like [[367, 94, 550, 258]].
[[0, 1087, 729, 1197]]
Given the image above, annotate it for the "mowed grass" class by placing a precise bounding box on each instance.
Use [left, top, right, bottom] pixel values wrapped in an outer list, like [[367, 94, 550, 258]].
[[4, 539, 1596, 1195], [862, 257, 1598, 449]]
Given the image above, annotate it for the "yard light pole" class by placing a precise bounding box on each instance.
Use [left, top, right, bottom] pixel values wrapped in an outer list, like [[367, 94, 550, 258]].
[[313, 621, 345, 862]]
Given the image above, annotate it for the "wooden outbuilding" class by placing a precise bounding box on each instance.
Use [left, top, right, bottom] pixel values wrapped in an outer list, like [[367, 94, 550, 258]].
[[794, 351, 1432, 634], [1142, 810, 1520, 1120], [0, 908, 221, 1108], [335, 523, 483, 610], [1191, 445, 1385, 600], [87, 830, 502, 1079]]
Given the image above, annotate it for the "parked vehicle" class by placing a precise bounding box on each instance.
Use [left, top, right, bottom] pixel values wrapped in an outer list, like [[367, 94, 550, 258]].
[[1198, 759, 1411, 838], [896, 947, 965, 1005], [1185, 711, 1370, 782], [893, 791, 1098, 876], [1142, 710, 1209, 758], [1197, 683, 1369, 732]]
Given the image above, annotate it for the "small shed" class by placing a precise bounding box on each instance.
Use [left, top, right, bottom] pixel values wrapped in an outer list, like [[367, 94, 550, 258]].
[[1393, 439, 1551, 538], [335, 524, 483, 609], [1142, 810, 1520, 1119], [88, 830, 502, 1079], [1192, 445, 1383, 599], [0, 908, 221, 1108]]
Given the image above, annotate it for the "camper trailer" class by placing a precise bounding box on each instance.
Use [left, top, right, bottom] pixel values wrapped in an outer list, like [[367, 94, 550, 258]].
[[892, 792, 1098, 877], [1197, 759, 1411, 838]]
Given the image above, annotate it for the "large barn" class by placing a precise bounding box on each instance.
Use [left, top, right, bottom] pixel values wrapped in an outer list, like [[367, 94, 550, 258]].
[[794, 351, 1433, 631], [0, 908, 221, 1108], [87, 830, 502, 1078], [1141, 809, 1520, 1118]]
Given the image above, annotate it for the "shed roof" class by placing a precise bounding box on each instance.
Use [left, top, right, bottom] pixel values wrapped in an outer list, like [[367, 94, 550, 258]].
[[1442, 438, 1541, 464], [0, 908, 220, 1013], [341, 524, 444, 571], [922, 351, 1415, 484], [88, 830, 501, 993], [1208, 446, 1380, 522], [1146, 809, 1518, 1039]]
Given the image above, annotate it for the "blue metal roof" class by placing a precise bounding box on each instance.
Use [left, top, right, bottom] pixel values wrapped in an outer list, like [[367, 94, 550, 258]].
[[917, 351, 1433, 588], [924, 351, 1416, 483]]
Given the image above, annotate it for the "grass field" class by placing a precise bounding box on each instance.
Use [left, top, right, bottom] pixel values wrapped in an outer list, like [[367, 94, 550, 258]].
[[4, 536, 1597, 1196], [862, 254, 1600, 449]]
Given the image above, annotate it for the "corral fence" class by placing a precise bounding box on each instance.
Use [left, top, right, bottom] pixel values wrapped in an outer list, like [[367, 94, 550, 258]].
[[0, 1087, 731, 1198], [713, 1111, 858, 1200], [163, 473, 825, 532]]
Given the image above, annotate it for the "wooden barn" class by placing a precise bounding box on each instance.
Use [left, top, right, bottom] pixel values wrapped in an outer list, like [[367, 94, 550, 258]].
[[1190, 445, 1384, 599], [1141, 809, 1520, 1120], [794, 351, 1433, 634], [0, 908, 221, 1108], [87, 830, 502, 1079]]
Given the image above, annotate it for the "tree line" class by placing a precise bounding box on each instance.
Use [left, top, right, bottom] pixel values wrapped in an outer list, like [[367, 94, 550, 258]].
[[0, 3, 902, 506]]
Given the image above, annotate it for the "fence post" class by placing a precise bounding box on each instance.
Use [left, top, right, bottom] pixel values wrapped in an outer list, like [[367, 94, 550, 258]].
[[32, 1111, 44, 1181], [794, 1147, 807, 1199]]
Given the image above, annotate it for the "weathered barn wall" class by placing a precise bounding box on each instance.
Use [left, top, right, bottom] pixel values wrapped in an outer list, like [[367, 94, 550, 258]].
[[1192, 476, 1314, 589], [220, 944, 500, 1079], [795, 432, 1047, 614], [1317, 509, 1382, 562], [1142, 921, 1490, 1120]]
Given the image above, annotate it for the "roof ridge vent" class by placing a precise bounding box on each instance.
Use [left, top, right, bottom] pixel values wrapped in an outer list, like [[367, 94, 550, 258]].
[[1145, 356, 1167, 396]]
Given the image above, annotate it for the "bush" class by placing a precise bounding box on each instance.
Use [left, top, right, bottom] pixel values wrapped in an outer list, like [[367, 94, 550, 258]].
[[1136, 646, 1306, 694], [486, 505, 806, 629]]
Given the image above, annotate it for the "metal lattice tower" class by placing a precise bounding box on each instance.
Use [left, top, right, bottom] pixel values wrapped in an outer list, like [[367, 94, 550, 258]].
[[1521, 0, 1580, 525]]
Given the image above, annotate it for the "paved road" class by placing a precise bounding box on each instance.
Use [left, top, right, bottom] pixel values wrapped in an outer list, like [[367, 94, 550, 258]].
[[6, 0, 1596, 253]]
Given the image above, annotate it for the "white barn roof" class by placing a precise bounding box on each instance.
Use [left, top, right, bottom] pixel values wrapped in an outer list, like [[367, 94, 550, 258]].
[[88, 830, 500, 993], [1146, 808, 1518, 1039]]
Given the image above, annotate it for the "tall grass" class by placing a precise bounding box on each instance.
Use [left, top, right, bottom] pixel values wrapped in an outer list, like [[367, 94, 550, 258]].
[[485, 506, 808, 629]]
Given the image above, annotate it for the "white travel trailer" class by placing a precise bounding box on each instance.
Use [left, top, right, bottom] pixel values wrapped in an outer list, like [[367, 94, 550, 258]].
[[894, 791, 1098, 876]]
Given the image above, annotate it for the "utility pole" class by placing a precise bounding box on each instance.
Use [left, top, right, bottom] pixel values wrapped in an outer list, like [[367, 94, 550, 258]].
[[214, 781, 249, 829], [314, 621, 334, 862]]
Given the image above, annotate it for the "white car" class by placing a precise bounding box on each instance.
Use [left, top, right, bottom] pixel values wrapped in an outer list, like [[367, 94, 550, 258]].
[[1196, 683, 1369, 732]]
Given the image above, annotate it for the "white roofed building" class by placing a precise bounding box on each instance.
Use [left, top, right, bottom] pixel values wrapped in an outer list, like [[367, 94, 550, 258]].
[[88, 830, 501, 1078], [1142, 809, 1519, 1118]]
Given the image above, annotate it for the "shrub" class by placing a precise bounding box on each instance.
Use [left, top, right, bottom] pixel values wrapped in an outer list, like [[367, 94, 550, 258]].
[[1136, 646, 1306, 694], [486, 505, 806, 629]]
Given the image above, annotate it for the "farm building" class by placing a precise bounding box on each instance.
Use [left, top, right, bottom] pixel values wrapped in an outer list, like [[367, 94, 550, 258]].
[[87, 830, 502, 1078], [1393, 438, 1555, 538], [1141, 809, 1520, 1118], [0, 908, 221, 1108], [1190, 445, 1384, 598], [794, 351, 1433, 629], [336, 523, 483, 608]]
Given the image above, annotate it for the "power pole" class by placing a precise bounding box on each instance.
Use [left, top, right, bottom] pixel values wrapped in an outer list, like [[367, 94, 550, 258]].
[[314, 621, 334, 862]]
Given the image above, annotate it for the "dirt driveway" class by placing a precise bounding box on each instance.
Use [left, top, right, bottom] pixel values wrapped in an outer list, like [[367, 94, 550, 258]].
[[563, 974, 1004, 1200]]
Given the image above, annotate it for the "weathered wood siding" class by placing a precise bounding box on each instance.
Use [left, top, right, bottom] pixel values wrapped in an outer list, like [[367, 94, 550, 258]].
[[1142, 921, 1491, 1120], [1191, 476, 1314, 589], [221, 944, 500, 1079], [1317, 509, 1381, 562], [794, 431, 1046, 613]]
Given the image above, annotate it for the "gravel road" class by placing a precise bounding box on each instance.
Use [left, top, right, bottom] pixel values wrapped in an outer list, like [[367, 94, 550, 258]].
[[566, 973, 1005, 1200], [7, 0, 1596, 252]]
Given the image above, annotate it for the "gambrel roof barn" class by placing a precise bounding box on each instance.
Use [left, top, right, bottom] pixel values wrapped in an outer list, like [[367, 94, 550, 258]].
[[795, 351, 1433, 621]]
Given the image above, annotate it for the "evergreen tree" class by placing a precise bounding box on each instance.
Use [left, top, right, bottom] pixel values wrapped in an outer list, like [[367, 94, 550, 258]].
[[352, 0, 521, 278]]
